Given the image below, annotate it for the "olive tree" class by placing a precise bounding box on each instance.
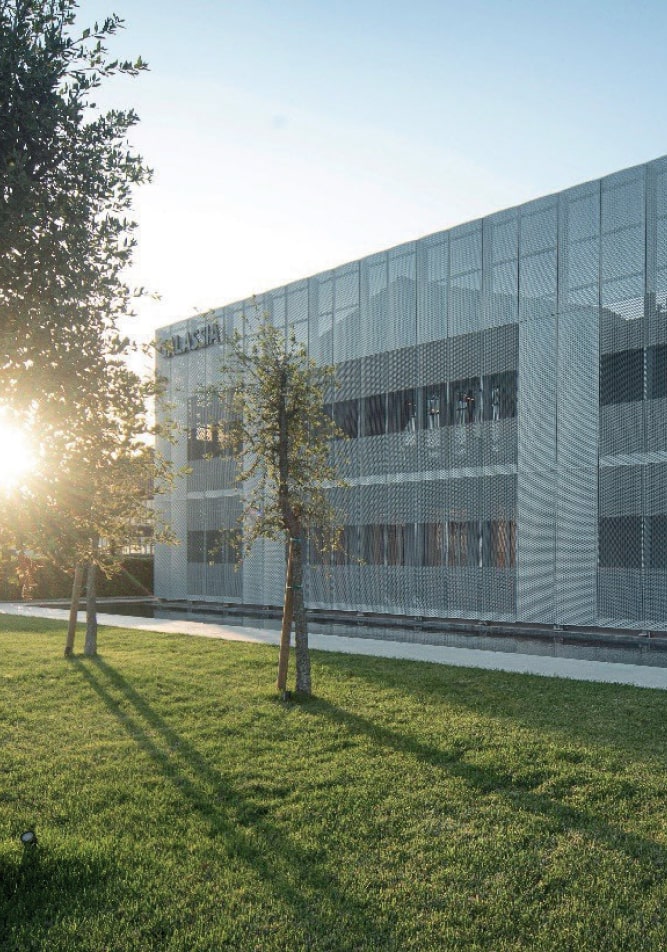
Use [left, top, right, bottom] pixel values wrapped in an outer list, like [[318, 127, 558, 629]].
[[214, 317, 344, 696], [0, 2, 169, 651], [0, 1, 150, 412]]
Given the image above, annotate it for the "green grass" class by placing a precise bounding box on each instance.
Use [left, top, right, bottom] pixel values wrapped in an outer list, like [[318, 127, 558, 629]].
[[3, 618, 667, 950]]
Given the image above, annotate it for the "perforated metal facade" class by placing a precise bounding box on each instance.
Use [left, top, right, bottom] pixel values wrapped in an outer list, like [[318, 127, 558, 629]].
[[155, 155, 667, 633]]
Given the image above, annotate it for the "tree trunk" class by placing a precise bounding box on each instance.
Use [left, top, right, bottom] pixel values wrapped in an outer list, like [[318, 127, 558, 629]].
[[292, 536, 311, 695], [276, 538, 294, 694], [84, 553, 98, 657], [64, 563, 85, 657]]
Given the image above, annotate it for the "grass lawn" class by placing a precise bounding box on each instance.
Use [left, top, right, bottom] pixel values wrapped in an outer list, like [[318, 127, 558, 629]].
[[3, 618, 667, 950]]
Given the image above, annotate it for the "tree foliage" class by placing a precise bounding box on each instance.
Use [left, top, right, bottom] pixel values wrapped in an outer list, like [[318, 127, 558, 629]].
[[0, 1, 168, 653], [214, 316, 344, 695], [0, 0, 150, 407]]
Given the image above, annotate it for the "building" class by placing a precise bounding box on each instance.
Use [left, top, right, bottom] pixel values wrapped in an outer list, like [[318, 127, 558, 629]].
[[155, 155, 667, 635]]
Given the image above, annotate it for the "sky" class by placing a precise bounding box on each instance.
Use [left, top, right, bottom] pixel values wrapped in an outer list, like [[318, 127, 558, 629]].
[[78, 0, 667, 346]]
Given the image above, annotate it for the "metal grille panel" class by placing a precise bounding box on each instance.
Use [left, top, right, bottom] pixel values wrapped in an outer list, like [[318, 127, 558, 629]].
[[153, 156, 667, 635]]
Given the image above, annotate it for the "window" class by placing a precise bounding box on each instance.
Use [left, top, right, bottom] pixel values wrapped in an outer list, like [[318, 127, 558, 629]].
[[361, 524, 385, 564], [208, 528, 241, 564], [448, 521, 481, 567], [422, 384, 446, 430], [387, 389, 418, 435], [449, 378, 481, 424], [600, 349, 644, 405], [187, 530, 206, 563], [333, 399, 359, 439], [599, 516, 642, 568], [187, 529, 239, 564], [422, 522, 446, 566], [648, 345, 667, 400], [387, 523, 418, 565], [483, 371, 517, 421], [360, 393, 387, 437], [446, 520, 515, 568], [489, 520, 516, 568], [187, 392, 240, 461], [648, 515, 667, 569]]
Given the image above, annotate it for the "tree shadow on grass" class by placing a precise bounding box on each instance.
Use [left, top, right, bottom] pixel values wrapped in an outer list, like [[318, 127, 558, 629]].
[[0, 850, 113, 952], [303, 693, 667, 872], [314, 650, 667, 758], [72, 657, 392, 951]]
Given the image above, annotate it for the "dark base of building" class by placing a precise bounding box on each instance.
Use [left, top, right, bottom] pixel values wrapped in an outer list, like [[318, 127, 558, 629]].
[[152, 600, 667, 669]]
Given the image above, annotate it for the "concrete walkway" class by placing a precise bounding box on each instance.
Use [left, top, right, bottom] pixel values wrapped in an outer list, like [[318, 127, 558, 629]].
[[4, 602, 667, 691]]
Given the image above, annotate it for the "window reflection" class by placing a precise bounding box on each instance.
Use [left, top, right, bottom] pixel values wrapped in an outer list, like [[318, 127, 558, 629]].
[[309, 521, 516, 568], [329, 370, 517, 439]]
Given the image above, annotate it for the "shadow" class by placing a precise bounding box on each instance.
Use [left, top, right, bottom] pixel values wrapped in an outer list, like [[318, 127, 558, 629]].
[[302, 693, 667, 870], [0, 851, 113, 949], [314, 650, 667, 759], [72, 657, 391, 949]]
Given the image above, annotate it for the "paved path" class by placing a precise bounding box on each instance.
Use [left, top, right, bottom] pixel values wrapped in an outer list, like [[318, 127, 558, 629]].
[[4, 602, 667, 691]]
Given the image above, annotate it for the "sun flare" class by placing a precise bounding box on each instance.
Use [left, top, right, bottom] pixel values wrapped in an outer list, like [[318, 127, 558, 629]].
[[0, 420, 33, 491]]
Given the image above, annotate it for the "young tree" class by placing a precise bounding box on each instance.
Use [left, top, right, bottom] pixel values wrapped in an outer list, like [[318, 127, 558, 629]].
[[215, 317, 344, 696], [55, 356, 174, 657], [0, 349, 175, 656]]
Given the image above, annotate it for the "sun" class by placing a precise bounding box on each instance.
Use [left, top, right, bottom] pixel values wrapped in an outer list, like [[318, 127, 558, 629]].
[[0, 419, 33, 491]]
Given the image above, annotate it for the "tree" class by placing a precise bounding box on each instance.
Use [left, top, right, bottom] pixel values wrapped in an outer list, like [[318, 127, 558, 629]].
[[55, 356, 174, 657], [214, 316, 344, 696], [0, 1, 149, 415], [0, 349, 175, 656], [0, 2, 168, 652]]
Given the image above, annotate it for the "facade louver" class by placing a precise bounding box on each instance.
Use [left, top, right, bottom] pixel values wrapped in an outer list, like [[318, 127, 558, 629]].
[[155, 155, 667, 634]]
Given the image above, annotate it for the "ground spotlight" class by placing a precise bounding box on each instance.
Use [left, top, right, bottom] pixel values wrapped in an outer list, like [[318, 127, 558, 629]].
[[20, 830, 37, 846]]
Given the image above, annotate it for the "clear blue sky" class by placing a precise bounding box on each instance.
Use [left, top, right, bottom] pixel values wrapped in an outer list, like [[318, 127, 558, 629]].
[[79, 0, 667, 340]]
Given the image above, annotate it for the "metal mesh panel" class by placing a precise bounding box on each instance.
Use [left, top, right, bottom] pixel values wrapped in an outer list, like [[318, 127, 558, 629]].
[[555, 309, 599, 625], [386, 346, 419, 475], [597, 466, 643, 623], [644, 462, 667, 627], [287, 280, 308, 324], [599, 304, 644, 354], [156, 156, 667, 633], [417, 234, 448, 344], [385, 483, 421, 614], [599, 372, 644, 456], [517, 316, 556, 622], [262, 539, 285, 606], [601, 169, 645, 309], [646, 398, 667, 453], [449, 222, 482, 336], [186, 498, 207, 597], [243, 537, 265, 607], [519, 198, 557, 322], [267, 289, 286, 332], [334, 264, 360, 363], [153, 496, 172, 598], [483, 210, 518, 329], [357, 481, 389, 611], [519, 251, 557, 321], [328, 485, 361, 610], [358, 352, 388, 478], [558, 182, 600, 311], [481, 324, 518, 467], [204, 495, 242, 600], [331, 357, 360, 484], [388, 244, 417, 351], [650, 157, 667, 300], [307, 275, 330, 364], [416, 338, 449, 473], [159, 325, 190, 600], [360, 253, 388, 357]]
